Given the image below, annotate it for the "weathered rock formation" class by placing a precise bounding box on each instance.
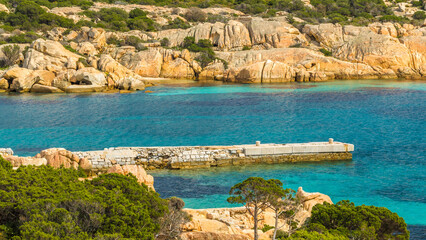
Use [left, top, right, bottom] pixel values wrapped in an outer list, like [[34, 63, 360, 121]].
[[107, 164, 155, 190], [1, 148, 154, 189], [0, 15, 425, 94], [181, 187, 333, 240]]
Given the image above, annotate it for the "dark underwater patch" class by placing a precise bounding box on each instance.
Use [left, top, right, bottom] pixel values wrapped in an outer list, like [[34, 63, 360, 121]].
[[153, 176, 230, 199]]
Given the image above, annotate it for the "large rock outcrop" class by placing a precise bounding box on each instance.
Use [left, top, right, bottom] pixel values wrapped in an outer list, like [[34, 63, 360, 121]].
[[98, 54, 145, 90], [23, 39, 80, 72], [210, 48, 388, 82], [36, 148, 87, 169], [3, 67, 56, 92], [119, 48, 198, 79], [155, 17, 305, 51], [107, 164, 155, 190], [294, 187, 333, 223], [71, 67, 106, 86], [181, 187, 333, 240], [3, 148, 92, 170]]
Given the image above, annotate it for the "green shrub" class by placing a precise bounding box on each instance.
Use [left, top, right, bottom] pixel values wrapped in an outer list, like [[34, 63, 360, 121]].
[[7, 32, 40, 44], [163, 17, 191, 30], [261, 224, 274, 233], [379, 15, 410, 24], [319, 48, 332, 56], [161, 37, 170, 47], [207, 13, 229, 23], [78, 57, 89, 67], [242, 45, 251, 51], [307, 200, 409, 239], [64, 45, 81, 55], [411, 1, 424, 7], [125, 36, 146, 50], [184, 7, 207, 22], [106, 35, 124, 46], [1, 44, 20, 67], [413, 11, 426, 20]]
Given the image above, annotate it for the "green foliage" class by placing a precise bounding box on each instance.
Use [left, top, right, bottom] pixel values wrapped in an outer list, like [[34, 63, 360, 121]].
[[162, 17, 191, 30], [64, 45, 81, 55], [4, 1, 74, 30], [261, 224, 274, 232], [319, 48, 332, 56], [106, 35, 124, 46], [411, 0, 424, 7], [207, 13, 229, 23], [184, 7, 207, 22], [413, 11, 426, 20], [157, 197, 191, 239], [1, 44, 20, 67], [0, 156, 168, 239], [0, 156, 12, 172], [279, 229, 347, 239], [306, 200, 410, 240], [161, 37, 170, 47], [182, 37, 217, 67], [78, 57, 89, 67], [228, 177, 285, 240], [7, 32, 40, 43], [82, 7, 156, 32], [379, 15, 410, 24], [242, 45, 251, 51], [124, 36, 148, 51]]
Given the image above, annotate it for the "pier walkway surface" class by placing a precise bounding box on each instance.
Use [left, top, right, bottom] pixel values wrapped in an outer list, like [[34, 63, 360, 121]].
[[71, 139, 354, 170]]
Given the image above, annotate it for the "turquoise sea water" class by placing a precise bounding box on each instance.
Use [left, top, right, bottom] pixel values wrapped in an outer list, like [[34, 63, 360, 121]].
[[0, 80, 425, 238]]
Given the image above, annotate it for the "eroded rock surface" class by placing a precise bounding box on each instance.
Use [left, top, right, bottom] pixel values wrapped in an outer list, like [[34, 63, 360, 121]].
[[107, 164, 155, 190]]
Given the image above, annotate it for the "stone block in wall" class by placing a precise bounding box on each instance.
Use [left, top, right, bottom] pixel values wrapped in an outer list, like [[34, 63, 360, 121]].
[[292, 145, 320, 153], [274, 146, 293, 154], [244, 147, 262, 156]]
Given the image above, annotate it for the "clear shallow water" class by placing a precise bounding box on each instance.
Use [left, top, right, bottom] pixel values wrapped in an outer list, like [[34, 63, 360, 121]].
[[0, 80, 425, 237]]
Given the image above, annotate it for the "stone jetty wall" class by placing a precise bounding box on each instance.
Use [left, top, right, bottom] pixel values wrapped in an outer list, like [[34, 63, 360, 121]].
[[73, 140, 354, 170]]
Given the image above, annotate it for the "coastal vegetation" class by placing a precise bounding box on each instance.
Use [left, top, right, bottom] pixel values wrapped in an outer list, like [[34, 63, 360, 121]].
[[228, 177, 410, 240], [0, 156, 189, 240]]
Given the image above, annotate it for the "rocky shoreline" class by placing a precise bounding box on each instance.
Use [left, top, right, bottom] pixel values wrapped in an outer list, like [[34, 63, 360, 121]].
[[0, 4, 425, 94]]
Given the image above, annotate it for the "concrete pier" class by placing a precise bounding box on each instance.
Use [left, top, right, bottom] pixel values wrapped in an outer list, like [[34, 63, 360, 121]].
[[73, 141, 354, 170]]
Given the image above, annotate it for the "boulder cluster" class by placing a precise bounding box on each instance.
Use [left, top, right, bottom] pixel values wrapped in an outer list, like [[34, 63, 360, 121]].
[[1, 148, 155, 190]]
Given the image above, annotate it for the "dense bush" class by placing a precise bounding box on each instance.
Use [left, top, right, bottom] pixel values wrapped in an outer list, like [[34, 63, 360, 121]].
[[1, 44, 20, 67], [82, 7, 156, 32], [182, 37, 216, 67], [162, 17, 191, 30], [7, 32, 41, 43], [302, 200, 410, 240], [4, 1, 74, 30], [0, 156, 168, 239], [184, 7, 207, 22], [413, 11, 426, 20], [319, 48, 332, 56]]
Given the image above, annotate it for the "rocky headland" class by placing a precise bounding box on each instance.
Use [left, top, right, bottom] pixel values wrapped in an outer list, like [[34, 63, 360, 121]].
[[0, 1, 424, 93], [0, 146, 334, 240]]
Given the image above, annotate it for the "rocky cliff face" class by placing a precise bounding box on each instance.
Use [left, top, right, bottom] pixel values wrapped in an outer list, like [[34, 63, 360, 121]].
[[0, 8, 425, 93]]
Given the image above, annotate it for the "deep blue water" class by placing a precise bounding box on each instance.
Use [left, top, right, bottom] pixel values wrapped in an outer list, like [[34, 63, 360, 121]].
[[0, 80, 425, 238]]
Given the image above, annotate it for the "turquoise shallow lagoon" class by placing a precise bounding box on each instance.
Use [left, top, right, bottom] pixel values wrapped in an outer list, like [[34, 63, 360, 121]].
[[0, 80, 425, 237]]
